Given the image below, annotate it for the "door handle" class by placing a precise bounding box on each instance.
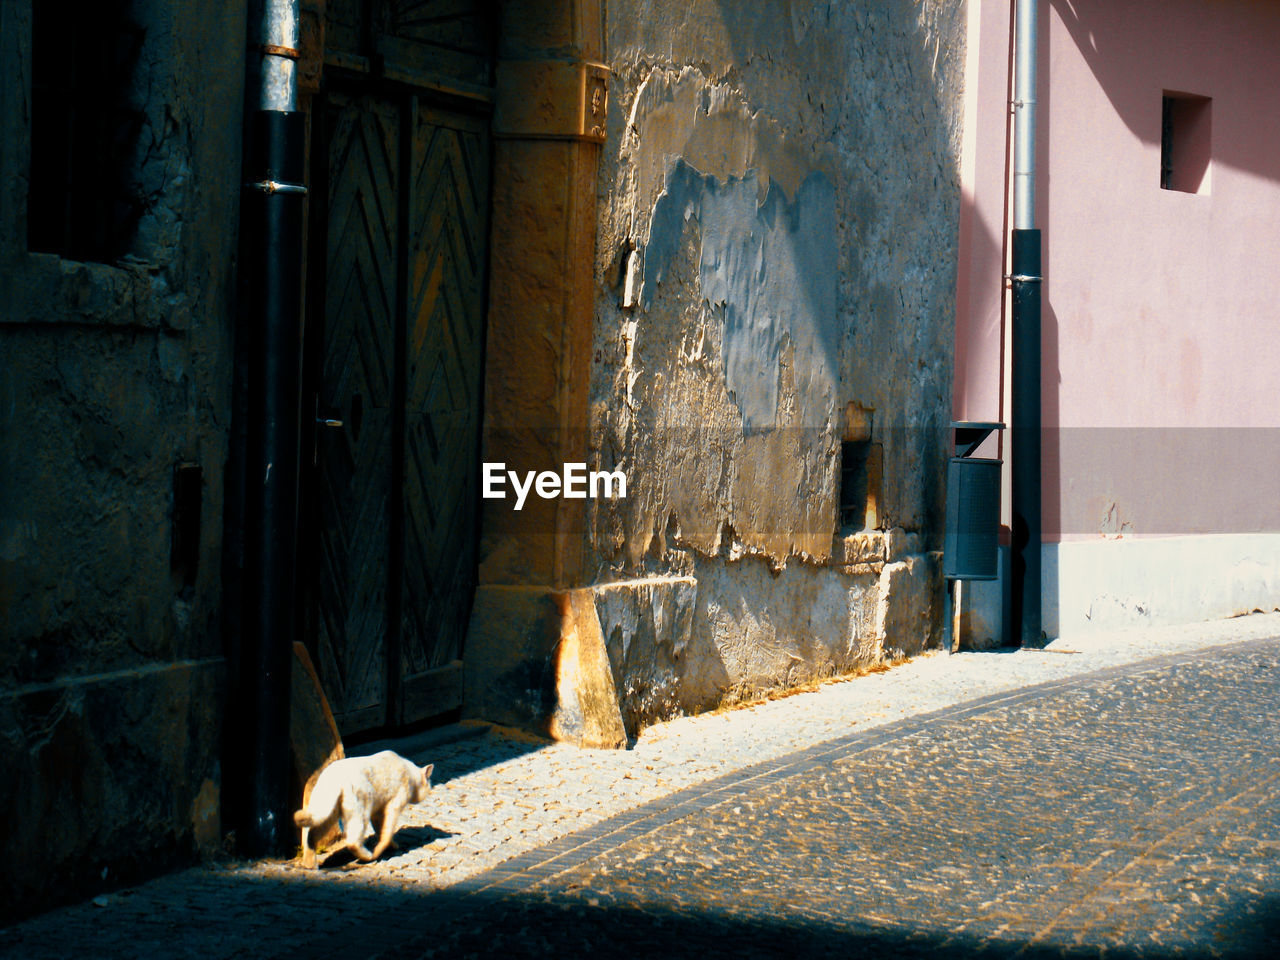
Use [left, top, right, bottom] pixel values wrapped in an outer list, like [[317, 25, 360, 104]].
[[312, 395, 344, 465]]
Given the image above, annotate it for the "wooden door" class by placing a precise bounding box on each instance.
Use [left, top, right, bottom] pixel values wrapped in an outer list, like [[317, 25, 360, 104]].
[[302, 5, 493, 736], [308, 87, 401, 735], [398, 102, 490, 724]]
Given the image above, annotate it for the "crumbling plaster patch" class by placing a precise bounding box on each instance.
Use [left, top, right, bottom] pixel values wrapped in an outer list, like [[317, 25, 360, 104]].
[[644, 161, 839, 434], [591, 64, 844, 569], [621, 65, 838, 227]]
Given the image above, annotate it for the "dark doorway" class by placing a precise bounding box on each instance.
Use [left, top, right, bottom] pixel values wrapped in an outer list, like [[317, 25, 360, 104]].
[[300, 2, 494, 736]]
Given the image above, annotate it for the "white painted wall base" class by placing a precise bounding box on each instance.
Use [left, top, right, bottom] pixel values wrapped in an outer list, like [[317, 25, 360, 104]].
[[957, 534, 1280, 646]]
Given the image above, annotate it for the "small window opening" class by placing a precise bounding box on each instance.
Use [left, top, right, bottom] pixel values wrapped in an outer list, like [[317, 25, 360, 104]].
[[28, 0, 147, 262], [839, 440, 882, 531], [1160, 92, 1212, 195]]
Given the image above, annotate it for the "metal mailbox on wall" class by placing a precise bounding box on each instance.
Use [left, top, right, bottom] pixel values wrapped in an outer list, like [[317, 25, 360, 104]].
[[944, 422, 1003, 581]]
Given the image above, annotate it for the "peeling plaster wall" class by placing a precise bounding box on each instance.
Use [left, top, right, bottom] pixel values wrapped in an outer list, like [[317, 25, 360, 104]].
[[585, 0, 966, 728], [645, 162, 840, 435], [0, 0, 243, 920]]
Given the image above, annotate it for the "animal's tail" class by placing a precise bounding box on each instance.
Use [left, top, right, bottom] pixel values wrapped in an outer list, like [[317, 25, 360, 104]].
[[293, 784, 341, 828]]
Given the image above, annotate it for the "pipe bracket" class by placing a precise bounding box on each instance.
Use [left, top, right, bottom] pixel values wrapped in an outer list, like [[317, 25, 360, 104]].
[[258, 43, 301, 60], [246, 180, 308, 196]]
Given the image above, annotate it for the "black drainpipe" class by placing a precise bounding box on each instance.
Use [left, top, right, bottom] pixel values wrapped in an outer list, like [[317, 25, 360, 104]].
[[1010, 230, 1042, 646], [232, 0, 306, 857], [1008, 0, 1042, 647]]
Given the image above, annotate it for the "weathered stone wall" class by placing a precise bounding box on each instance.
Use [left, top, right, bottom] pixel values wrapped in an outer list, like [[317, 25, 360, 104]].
[[0, 0, 244, 920], [584, 0, 967, 729]]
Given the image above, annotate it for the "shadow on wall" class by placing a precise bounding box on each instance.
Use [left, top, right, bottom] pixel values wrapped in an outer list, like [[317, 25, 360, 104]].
[[1052, 0, 1280, 183], [703, 0, 961, 542], [1043, 0, 1280, 543]]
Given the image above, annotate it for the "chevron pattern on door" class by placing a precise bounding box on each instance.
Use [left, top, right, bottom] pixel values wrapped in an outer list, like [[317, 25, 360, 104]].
[[314, 90, 399, 734], [307, 88, 491, 734], [400, 106, 490, 721]]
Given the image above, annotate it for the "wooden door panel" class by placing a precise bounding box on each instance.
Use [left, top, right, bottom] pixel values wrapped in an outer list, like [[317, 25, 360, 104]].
[[307, 3, 493, 733], [402, 408, 474, 672], [399, 105, 489, 718], [314, 91, 400, 733], [381, 0, 495, 88]]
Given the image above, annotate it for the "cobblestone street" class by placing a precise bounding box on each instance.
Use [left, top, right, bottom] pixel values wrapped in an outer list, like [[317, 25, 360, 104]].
[[7, 614, 1280, 958]]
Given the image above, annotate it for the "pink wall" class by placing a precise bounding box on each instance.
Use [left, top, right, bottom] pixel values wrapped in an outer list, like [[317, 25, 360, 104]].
[[955, 0, 1280, 541], [953, 0, 1011, 434]]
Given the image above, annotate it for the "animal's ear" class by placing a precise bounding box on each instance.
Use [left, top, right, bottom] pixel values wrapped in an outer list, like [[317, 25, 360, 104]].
[[422, 763, 434, 782]]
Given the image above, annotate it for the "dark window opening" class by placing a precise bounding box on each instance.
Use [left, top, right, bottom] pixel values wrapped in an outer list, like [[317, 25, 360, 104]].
[[1160, 92, 1212, 195], [28, 0, 147, 262], [839, 440, 882, 531]]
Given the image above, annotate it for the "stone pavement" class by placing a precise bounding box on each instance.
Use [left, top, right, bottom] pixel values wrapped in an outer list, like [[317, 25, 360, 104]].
[[6, 613, 1280, 958]]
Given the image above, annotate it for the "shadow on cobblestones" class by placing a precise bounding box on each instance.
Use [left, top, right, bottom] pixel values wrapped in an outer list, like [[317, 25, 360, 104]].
[[311, 826, 457, 870], [15, 874, 1272, 960], [369, 886, 1280, 959]]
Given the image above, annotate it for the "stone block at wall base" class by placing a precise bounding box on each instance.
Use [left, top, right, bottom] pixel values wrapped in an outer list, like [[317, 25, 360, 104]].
[[590, 556, 945, 739], [875, 551, 946, 657], [464, 585, 627, 749], [592, 577, 699, 738], [465, 554, 947, 744], [0, 658, 224, 925]]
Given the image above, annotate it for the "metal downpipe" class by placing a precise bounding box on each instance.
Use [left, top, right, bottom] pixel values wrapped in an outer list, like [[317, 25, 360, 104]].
[[1012, 0, 1038, 232], [1009, 0, 1042, 646], [237, 0, 306, 856]]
